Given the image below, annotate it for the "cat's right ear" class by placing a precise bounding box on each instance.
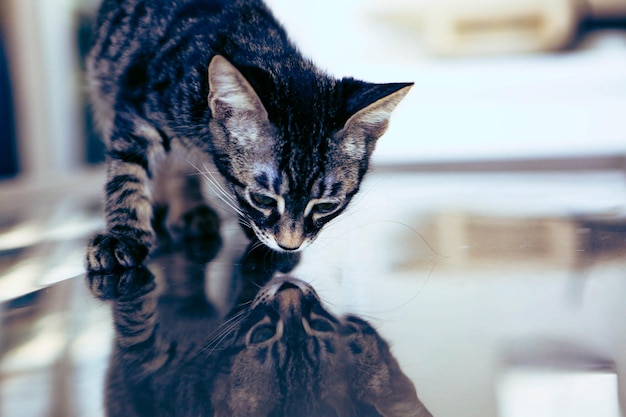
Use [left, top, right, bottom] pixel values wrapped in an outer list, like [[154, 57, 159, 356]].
[[207, 55, 269, 122], [337, 81, 413, 161]]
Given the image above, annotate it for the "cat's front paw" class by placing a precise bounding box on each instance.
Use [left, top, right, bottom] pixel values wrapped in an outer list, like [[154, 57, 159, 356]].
[[86, 233, 150, 272], [86, 266, 155, 300]]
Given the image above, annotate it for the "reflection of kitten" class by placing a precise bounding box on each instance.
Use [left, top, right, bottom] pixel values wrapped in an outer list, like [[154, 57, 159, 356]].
[[88, 267, 433, 417], [213, 276, 433, 417], [85, 0, 412, 272]]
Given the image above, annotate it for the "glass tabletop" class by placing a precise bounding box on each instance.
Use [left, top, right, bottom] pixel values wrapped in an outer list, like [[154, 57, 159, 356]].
[[1, 170, 625, 417]]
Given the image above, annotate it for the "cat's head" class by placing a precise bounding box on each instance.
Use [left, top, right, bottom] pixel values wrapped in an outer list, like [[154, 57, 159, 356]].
[[207, 56, 412, 252], [210, 276, 431, 417]]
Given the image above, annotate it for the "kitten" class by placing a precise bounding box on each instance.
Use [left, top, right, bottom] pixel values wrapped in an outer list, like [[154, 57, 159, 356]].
[[85, 0, 413, 272], [87, 256, 433, 417]]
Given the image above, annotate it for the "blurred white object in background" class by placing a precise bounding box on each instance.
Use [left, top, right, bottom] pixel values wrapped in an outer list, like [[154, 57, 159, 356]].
[[422, 0, 579, 56], [369, 0, 626, 56], [497, 368, 619, 417]]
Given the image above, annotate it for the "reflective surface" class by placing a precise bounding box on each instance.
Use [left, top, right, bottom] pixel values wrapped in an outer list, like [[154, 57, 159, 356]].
[[85, 248, 432, 416], [1, 170, 626, 417]]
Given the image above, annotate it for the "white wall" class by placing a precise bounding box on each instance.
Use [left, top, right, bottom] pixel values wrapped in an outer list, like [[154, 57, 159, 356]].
[[265, 0, 626, 164]]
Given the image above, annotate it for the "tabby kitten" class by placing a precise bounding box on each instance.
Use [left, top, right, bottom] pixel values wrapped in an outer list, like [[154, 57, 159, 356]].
[[88, 263, 433, 417], [85, 0, 413, 272]]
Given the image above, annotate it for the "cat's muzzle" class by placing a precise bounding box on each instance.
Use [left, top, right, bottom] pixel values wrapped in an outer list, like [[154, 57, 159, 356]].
[[251, 275, 317, 308]]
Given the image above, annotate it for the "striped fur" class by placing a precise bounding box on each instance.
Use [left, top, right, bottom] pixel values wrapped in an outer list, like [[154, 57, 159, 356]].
[[85, 0, 412, 272], [88, 260, 433, 417]]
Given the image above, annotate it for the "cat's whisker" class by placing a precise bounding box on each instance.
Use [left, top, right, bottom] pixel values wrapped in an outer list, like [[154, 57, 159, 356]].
[[319, 213, 354, 236], [245, 240, 267, 255], [186, 160, 238, 205], [235, 296, 255, 306], [195, 171, 246, 218], [307, 234, 344, 255], [199, 162, 237, 200], [236, 217, 252, 229], [205, 186, 246, 218], [200, 310, 247, 355], [210, 199, 245, 219], [207, 309, 246, 339], [194, 168, 239, 206], [243, 279, 264, 291], [204, 322, 242, 354]]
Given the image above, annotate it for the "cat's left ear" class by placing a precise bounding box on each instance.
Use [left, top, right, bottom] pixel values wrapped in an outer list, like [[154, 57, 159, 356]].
[[207, 55, 269, 123], [338, 81, 413, 159]]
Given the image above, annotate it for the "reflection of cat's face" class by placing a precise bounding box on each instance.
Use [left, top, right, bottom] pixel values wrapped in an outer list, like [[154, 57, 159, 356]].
[[211, 276, 430, 417], [211, 276, 346, 417]]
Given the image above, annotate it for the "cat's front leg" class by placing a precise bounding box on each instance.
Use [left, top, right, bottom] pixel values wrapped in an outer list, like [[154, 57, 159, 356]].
[[86, 265, 155, 301], [87, 126, 158, 272]]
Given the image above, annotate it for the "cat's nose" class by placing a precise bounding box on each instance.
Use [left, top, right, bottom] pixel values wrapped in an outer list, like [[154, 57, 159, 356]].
[[277, 242, 300, 251], [277, 281, 300, 293], [275, 226, 304, 251], [275, 281, 304, 314]]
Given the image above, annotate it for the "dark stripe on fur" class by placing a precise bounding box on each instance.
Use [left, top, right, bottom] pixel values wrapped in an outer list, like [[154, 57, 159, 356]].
[[324, 339, 335, 354], [114, 188, 141, 206], [349, 340, 363, 355], [109, 224, 153, 240], [254, 173, 269, 189], [108, 207, 139, 222], [106, 174, 142, 195], [255, 346, 268, 364], [156, 128, 171, 152], [108, 148, 151, 177]]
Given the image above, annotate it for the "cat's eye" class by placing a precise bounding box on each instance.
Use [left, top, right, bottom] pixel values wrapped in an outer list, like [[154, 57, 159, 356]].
[[250, 192, 276, 209], [249, 324, 276, 344], [312, 201, 339, 214], [339, 324, 359, 336], [309, 319, 333, 332]]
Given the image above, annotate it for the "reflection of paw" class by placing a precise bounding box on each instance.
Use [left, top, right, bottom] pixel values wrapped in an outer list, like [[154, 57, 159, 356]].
[[168, 205, 222, 262], [183, 234, 223, 263], [168, 205, 221, 242], [86, 233, 149, 272], [86, 266, 154, 300]]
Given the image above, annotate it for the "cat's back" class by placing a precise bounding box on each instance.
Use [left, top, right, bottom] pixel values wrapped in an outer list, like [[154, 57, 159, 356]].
[[88, 0, 296, 122], [90, 0, 227, 69], [89, 0, 285, 72]]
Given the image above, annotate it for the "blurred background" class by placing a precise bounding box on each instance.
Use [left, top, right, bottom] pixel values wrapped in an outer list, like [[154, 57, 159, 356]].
[[0, 0, 626, 416]]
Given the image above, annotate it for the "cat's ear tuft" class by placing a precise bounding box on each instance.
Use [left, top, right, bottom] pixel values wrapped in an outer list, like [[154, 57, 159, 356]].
[[339, 81, 413, 159], [207, 55, 268, 121], [368, 371, 433, 417], [344, 82, 413, 139]]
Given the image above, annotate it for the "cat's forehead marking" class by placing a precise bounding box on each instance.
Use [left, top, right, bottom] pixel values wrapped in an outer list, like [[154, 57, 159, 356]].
[[309, 178, 323, 198], [323, 175, 345, 197], [252, 163, 280, 192], [329, 181, 344, 197], [277, 172, 287, 195], [310, 175, 343, 198], [253, 172, 269, 189]]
